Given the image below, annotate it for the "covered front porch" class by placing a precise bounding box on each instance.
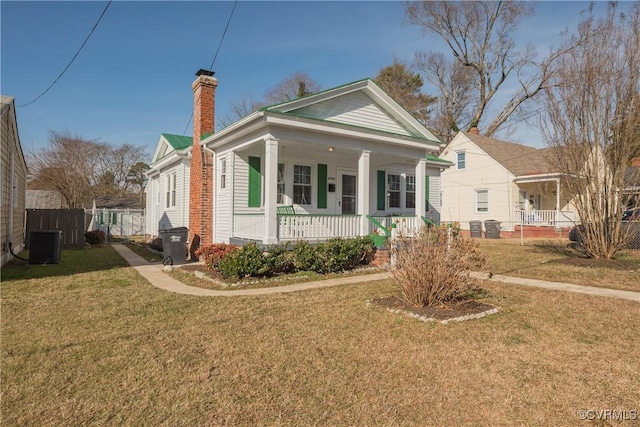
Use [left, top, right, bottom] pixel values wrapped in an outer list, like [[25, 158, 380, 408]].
[[513, 173, 578, 230]]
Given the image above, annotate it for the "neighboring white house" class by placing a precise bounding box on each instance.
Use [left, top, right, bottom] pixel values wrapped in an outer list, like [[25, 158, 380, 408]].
[[191, 74, 450, 246], [439, 130, 577, 234], [1, 96, 27, 266], [144, 133, 192, 239], [88, 196, 145, 237]]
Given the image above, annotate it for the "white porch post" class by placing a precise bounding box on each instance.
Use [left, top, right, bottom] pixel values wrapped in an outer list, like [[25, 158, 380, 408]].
[[358, 150, 371, 236], [555, 178, 561, 228], [263, 135, 279, 244], [415, 158, 427, 218]]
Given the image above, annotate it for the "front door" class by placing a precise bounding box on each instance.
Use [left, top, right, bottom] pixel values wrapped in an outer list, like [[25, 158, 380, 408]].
[[339, 173, 357, 214]]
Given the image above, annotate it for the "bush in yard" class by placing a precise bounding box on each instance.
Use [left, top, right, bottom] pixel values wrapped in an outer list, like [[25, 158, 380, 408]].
[[195, 243, 239, 272], [264, 243, 295, 274], [291, 241, 325, 273], [85, 230, 106, 246], [391, 225, 486, 307], [320, 237, 375, 273], [218, 242, 270, 280]]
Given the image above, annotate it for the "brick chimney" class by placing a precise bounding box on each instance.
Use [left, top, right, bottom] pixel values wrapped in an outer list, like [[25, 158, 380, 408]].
[[632, 157, 640, 167], [189, 69, 218, 258], [469, 127, 480, 135]]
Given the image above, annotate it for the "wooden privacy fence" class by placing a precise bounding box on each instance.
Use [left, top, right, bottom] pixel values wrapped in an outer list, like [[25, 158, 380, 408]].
[[26, 209, 91, 249]]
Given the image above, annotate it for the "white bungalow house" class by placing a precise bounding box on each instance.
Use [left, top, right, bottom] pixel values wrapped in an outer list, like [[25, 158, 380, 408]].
[[187, 71, 449, 248], [144, 133, 192, 239], [1, 96, 28, 265], [439, 130, 577, 236]]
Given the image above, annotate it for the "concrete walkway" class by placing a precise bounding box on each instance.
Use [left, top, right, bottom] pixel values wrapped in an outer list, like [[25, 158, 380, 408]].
[[111, 243, 640, 301]]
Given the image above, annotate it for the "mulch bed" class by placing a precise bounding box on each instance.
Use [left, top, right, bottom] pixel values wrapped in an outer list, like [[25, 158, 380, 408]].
[[369, 296, 498, 323]]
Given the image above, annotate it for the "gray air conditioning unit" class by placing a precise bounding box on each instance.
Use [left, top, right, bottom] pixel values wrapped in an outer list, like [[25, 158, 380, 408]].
[[29, 230, 62, 264]]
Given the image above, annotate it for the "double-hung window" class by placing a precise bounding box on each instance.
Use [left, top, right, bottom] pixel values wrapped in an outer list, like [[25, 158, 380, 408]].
[[457, 151, 466, 170], [387, 174, 401, 208], [476, 189, 488, 213], [293, 164, 311, 205], [220, 159, 227, 189], [405, 175, 416, 209], [166, 173, 176, 208]]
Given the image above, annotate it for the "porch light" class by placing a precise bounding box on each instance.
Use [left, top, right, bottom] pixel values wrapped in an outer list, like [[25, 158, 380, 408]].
[[329, 146, 334, 152]]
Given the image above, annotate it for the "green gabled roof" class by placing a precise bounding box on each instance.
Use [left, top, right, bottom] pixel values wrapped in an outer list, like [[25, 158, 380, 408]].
[[426, 154, 453, 165], [161, 133, 192, 150], [260, 78, 371, 112]]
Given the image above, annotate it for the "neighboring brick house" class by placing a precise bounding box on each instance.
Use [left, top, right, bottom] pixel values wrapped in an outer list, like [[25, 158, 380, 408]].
[[1, 96, 28, 266]]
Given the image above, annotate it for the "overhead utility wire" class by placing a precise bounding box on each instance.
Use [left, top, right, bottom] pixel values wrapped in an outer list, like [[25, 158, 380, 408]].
[[18, 1, 112, 108], [182, 0, 239, 136]]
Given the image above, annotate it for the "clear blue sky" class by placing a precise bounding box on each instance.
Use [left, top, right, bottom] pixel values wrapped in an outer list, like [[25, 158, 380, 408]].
[[1, 1, 610, 156]]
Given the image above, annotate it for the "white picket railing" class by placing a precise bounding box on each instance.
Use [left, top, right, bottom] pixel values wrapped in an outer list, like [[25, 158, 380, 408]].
[[514, 210, 577, 228], [278, 215, 361, 240]]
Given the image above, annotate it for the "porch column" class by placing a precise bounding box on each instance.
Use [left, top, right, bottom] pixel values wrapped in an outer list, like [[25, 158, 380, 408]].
[[415, 157, 427, 218], [263, 135, 279, 244], [555, 178, 561, 228], [358, 150, 371, 236]]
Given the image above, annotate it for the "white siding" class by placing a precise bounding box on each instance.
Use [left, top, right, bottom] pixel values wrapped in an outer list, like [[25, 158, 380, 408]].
[[440, 133, 516, 228], [426, 170, 441, 224], [233, 152, 252, 214], [151, 161, 189, 234], [215, 151, 232, 243], [293, 91, 415, 137]]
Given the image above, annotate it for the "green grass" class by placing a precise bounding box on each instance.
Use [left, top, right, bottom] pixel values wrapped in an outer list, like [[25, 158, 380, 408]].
[[2, 244, 639, 425], [477, 238, 640, 292]]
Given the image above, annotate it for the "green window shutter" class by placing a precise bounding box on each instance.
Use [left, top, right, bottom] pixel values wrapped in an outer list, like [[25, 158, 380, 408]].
[[99, 212, 104, 225], [112, 212, 117, 225], [425, 175, 430, 212], [317, 164, 327, 209], [377, 170, 386, 211], [248, 156, 261, 207]]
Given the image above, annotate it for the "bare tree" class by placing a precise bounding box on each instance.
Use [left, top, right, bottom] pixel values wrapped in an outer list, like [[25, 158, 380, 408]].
[[539, 2, 640, 259], [264, 71, 320, 104], [29, 130, 148, 208], [373, 59, 437, 126], [405, 1, 584, 138], [219, 72, 321, 129], [414, 52, 475, 141]]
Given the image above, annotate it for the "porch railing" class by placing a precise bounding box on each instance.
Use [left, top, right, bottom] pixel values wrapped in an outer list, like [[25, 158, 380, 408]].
[[278, 214, 361, 240], [514, 210, 577, 228], [368, 215, 423, 237]]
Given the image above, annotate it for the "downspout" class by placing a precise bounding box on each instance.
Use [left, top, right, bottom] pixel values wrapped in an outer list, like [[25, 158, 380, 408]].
[[9, 152, 14, 256]]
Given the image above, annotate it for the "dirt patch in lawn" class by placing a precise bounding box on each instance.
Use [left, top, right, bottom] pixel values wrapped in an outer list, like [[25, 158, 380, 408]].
[[548, 256, 640, 270], [369, 295, 498, 323]]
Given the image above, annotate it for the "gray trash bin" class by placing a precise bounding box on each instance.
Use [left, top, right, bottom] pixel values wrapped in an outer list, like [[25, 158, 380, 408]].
[[469, 220, 483, 238], [159, 227, 189, 265], [484, 220, 501, 239]]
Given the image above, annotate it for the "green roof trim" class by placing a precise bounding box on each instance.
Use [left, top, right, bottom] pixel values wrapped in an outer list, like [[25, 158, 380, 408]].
[[161, 133, 192, 150], [426, 154, 453, 165], [200, 131, 214, 140], [260, 78, 372, 112]]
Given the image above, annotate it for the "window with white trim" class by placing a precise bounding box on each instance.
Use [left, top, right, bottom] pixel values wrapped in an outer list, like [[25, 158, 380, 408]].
[[405, 175, 415, 209], [166, 173, 176, 208], [457, 151, 466, 169], [476, 189, 488, 213], [387, 174, 401, 208], [277, 163, 285, 204], [220, 158, 227, 189], [293, 164, 311, 205]]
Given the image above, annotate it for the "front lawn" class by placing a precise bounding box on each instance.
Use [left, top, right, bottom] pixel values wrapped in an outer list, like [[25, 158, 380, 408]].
[[2, 245, 639, 425], [477, 238, 640, 292]]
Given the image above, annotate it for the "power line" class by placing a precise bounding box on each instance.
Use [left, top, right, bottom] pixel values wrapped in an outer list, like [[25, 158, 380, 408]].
[[17, 1, 112, 108], [182, 0, 239, 136]]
